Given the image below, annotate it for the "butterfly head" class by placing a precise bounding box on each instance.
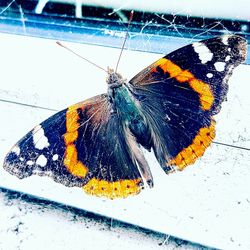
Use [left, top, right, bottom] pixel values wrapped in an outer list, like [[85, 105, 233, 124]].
[[106, 67, 126, 89]]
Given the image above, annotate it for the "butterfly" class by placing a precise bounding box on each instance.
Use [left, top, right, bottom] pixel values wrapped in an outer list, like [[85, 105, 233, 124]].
[[3, 35, 247, 199]]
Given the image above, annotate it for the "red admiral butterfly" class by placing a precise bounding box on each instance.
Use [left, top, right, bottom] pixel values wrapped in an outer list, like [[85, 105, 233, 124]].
[[3, 35, 247, 199]]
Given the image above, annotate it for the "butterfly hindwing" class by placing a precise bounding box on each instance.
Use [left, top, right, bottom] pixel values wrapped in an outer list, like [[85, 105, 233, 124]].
[[129, 35, 247, 172], [129, 73, 215, 172], [4, 94, 143, 199]]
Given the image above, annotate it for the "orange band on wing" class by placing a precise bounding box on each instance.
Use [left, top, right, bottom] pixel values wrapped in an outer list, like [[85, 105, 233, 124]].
[[83, 178, 142, 199], [152, 58, 214, 110], [167, 120, 216, 170], [63, 105, 88, 178]]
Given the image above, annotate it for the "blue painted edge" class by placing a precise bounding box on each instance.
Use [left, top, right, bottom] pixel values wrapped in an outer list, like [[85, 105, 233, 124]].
[[0, 14, 249, 64]]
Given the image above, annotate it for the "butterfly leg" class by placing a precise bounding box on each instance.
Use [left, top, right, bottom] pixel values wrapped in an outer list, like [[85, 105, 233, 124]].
[[125, 128, 154, 188]]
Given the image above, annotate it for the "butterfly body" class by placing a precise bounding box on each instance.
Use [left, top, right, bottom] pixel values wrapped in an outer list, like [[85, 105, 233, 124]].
[[107, 69, 154, 186], [3, 35, 247, 199]]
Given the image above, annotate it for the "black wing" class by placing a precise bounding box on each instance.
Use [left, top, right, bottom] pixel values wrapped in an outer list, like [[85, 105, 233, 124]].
[[129, 35, 247, 172], [4, 94, 143, 199]]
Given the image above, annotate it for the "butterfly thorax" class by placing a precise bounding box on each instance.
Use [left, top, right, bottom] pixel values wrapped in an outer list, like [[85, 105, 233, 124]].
[[106, 68, 126, 89]]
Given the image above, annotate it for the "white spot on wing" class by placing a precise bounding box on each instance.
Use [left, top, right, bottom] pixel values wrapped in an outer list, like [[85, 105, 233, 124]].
[[52, 154, 58, 161], [225, 55, 230, 61], [214, 62, 226, 72], [193, 42, 213, 64], [36, 155, 47, 167], [11, 146, 20, 156], [206, 73, 213, 78], [32, 125, 50, 150], [27, 160, 34, 166]]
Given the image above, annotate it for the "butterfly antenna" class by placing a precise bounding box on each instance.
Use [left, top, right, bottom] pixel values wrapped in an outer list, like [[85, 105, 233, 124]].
[[115, 10, 134, 73], [56, 41, 108, 73]]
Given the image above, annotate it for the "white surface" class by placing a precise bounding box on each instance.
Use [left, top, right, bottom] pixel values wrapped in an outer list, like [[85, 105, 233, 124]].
[[0, 33, 250, 249], [0, 191, 208, 250]]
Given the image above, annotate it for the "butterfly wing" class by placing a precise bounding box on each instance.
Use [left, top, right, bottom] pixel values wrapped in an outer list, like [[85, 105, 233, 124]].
[[129, 35, 247, 172], [3, 94, 143, 199]]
